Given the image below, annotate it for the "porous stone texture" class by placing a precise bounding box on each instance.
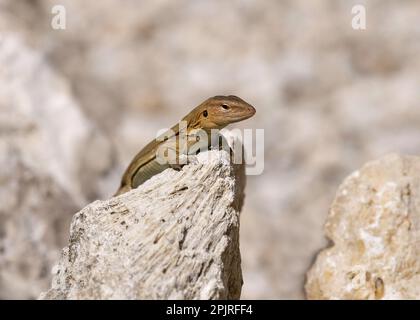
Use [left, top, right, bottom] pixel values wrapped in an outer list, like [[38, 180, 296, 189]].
[[305, 154, 420, 300], [40, 150, 244, 300]]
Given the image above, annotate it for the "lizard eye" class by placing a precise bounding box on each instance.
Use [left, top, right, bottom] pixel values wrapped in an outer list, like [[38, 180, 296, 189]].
[[203, 110, 208, 117], [221, 104, 229, 110]]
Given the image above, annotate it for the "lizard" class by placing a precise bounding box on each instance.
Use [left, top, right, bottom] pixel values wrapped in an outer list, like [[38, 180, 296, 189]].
[[114, 95, 256, 196]]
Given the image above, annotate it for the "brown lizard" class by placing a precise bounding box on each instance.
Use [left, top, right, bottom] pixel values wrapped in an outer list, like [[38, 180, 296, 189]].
[[114, 95, 255, 196]]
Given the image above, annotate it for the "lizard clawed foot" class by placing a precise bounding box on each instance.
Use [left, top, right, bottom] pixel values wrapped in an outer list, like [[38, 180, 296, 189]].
[[170, 164, 184, 171], [169, 155, 187, 171], [169, 154, 199, 171], [186, 154, 199, 165]]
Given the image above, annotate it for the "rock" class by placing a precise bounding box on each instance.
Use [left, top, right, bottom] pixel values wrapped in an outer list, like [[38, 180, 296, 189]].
[[0, 34, 112, 299], [3, 0, 420, 299], [40, 150, 245, 300], [305, 154, 420, 300]]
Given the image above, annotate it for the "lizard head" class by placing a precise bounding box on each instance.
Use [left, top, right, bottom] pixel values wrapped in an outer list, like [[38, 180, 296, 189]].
[[188, 95, 256, 130]]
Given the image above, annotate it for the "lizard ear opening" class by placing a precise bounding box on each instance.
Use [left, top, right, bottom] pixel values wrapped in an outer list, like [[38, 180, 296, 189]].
[[203, 110, 208, 117]]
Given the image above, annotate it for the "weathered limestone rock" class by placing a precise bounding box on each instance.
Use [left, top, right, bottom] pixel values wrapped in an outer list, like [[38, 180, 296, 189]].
[[305, 154, 420, 299], [40, 150, 245, 300]]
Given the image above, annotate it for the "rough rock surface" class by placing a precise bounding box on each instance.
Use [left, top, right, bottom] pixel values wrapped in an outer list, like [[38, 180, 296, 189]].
[[306, 154, 420, 299], [40, 150, 245, 300]]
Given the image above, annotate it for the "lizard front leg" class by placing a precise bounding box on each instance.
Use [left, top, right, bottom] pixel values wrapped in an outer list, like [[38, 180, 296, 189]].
[[160, 140, 196, 171]]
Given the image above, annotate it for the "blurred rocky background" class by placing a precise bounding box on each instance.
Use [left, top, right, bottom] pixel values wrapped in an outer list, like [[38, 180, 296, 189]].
[[1, 0, 419, 299]]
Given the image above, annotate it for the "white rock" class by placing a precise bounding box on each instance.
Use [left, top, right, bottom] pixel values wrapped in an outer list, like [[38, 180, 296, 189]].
[[306, 154, 420, 300], [40, 150, 245, 300]]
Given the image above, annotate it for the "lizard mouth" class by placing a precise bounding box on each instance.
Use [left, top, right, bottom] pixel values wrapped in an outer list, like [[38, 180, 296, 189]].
[[247, 105, 256, 117], [231, 105, 256, 122]]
